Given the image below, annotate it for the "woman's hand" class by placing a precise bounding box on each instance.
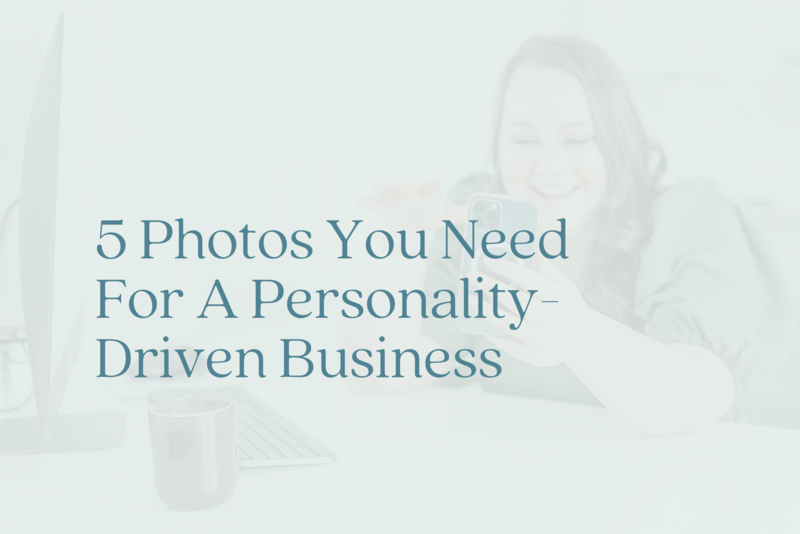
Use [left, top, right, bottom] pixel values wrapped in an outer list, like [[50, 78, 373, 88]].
[[469, 254, 600, 367], [356, 179, 465, 231]]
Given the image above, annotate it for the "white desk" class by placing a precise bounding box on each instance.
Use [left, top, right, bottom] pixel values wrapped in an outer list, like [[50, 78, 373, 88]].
[[2, 378, 800, 534]]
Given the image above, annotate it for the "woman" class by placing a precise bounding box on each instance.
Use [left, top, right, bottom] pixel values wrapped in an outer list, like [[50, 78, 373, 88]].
[[351, 36, 793, 435]]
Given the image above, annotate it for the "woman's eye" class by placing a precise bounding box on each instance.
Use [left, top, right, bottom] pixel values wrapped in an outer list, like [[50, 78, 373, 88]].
[[565, 137, 590, 145]]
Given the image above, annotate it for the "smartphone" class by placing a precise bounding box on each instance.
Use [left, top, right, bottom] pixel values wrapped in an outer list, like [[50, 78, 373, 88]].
[[457, 193, 539, 336]]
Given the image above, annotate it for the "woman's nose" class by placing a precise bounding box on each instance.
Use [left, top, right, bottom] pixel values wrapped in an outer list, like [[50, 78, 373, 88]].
[[530, 141, 569, 178]]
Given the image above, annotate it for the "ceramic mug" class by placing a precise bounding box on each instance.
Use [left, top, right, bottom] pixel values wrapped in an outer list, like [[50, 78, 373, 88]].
[[149, 396, 238, 510]]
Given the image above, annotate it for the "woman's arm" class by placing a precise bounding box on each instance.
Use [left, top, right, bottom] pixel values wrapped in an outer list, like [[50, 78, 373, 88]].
[[565, 319, 734, 436], [479, 256, 735, 436]]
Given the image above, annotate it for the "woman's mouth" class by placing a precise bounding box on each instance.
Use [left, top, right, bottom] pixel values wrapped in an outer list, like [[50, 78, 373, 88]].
[[531, 185, 579, 197]]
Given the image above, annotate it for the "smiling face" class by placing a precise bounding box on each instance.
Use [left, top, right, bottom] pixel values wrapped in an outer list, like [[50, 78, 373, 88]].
[[497, 65, 608, 238]]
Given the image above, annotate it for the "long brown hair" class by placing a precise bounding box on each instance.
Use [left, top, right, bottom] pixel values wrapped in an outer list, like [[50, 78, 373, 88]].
[[491, 36, 665, 326]]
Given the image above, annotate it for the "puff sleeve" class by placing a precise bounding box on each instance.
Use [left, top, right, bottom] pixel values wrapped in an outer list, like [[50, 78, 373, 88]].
[[633, 178, 794, 422]]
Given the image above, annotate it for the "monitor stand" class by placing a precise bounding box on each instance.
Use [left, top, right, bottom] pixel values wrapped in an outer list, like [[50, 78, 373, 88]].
[[0, 412, 126, 454]]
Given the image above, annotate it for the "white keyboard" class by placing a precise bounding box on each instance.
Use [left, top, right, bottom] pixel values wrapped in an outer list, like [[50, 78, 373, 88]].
[[148, 387, 336, 467]]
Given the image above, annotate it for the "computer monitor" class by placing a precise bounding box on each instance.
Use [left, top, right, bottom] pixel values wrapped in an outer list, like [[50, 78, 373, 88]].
[[0, 13, 126, 454]]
